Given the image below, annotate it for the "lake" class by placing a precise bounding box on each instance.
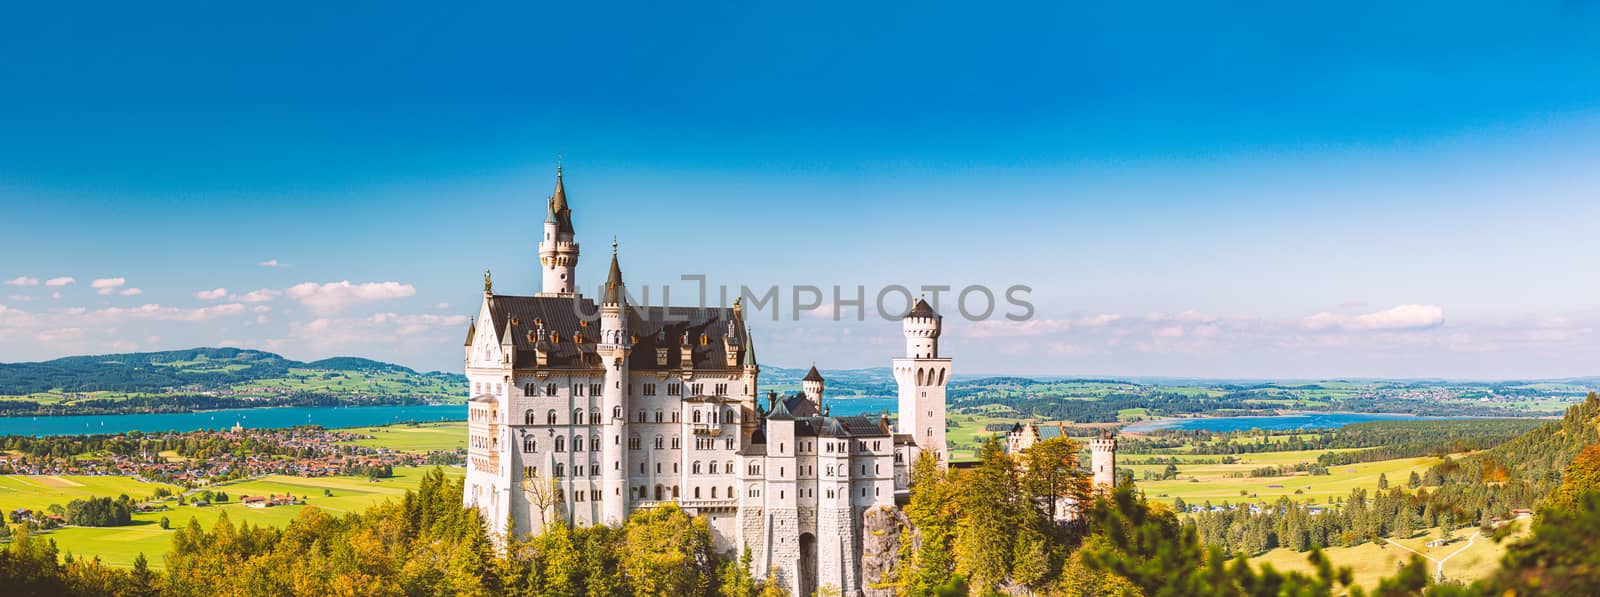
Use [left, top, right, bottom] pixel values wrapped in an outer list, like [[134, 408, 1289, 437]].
[[0, 397, 902, 437], [1121, 412, 1447, 434]]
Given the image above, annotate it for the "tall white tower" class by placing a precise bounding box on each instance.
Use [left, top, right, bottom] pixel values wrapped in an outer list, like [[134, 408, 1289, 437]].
[[539, 166, 580, 296], [1090, 431, 1117, 491], [893, 298, 950, 464], [598, 244, 630, 524]]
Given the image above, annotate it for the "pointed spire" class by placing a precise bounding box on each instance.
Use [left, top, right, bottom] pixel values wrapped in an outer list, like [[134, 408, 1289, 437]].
[[463, 317, 476, 347], [545, 164, 574, 234], [500, 320, 516, 347], [604, 240, 625, 305], [803, 364, 824, 382]]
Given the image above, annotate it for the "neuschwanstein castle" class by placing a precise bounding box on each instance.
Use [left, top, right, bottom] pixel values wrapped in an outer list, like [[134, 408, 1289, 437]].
[[462, 168, 1108, 596]]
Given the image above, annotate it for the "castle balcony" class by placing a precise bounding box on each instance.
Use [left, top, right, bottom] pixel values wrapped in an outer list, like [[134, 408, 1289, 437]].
[[677, 498, 739, 511], [691, 423, 722, 436]]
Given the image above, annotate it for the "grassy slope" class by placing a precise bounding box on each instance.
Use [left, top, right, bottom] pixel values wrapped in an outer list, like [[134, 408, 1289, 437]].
[[0, 475, 181, 513], [1253, 523, 1526, 590], [338, 421, 467, 452], [1130, 450, 1440, 503], [13, 466, 465, 570]]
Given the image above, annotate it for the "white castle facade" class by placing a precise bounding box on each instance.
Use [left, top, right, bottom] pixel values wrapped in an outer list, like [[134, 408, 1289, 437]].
[[462, 168, 953, 596]]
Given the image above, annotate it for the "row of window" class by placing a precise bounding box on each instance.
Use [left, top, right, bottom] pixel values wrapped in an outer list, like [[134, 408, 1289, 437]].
[[475, 381, 737, 399]]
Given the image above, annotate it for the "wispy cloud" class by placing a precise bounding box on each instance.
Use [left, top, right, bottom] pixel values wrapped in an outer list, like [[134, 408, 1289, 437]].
[[119, 288, 143, 296], [285, 281, 416, 312], [44, 277, 75, 287], [1302, 304, 1445, 332], [91, 277, 127, 295], [195, 287, 229, 300], [5, 276, 39, 287], [237, 288, 281, 303], [259, 259, 286, 268]]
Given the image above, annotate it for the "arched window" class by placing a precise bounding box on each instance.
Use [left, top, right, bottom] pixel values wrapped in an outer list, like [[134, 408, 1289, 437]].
[[523, 436, 537, 453], [692, 411, 702, 423], [693, 461, 702, 474], [654, 435, 664, 449], [547, 410, 557, 425], [574, 408, 584, 424], [710, 462, 719, 474], [612, 406, 621, 420], [574, 435, 585, 452], [711, 487, 718, 499], [694, 487, 701, 499], [654, 410, 663, 423], [525, 383, 535, 396], [722, 409, 734, 424], [555, 436, 566, 452], [524, 409, 536, 425]]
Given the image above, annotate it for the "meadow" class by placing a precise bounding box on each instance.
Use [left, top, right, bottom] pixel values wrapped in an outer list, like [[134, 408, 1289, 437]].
[[1253, 522, 1525, 589], [1129, 450, 1440, 504], [338, 421, 467, 452], [9, 465, 464, 569]]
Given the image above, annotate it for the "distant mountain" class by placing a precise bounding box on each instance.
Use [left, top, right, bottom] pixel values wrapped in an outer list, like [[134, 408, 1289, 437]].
[[0, 347, 459, 397]]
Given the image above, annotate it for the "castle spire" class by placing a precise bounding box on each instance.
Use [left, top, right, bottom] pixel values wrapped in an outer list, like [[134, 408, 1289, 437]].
[[604, 240, 625, 305], [546, 165, 574, 235]]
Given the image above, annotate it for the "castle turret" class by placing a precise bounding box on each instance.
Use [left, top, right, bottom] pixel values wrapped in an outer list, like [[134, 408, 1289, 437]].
[[598, 243, 630, 524], [801, 365, 825, 409], [538, 165, 580, 296], [1090, 431, 1117, 491], [893, 298, 950, 465]]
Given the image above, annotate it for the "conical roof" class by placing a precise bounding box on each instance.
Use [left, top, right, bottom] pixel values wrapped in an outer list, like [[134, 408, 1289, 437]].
[[803, 365, 824, 382]]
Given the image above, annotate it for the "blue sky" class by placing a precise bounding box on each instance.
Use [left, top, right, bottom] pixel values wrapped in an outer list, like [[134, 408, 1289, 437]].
[[3, 1, 1600, 378]]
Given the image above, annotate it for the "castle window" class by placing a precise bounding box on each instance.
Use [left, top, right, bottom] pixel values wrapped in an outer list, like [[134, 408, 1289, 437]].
[[547, 410, 557, 425], [591, 464, 600, 476], [692, 411, 702, 424], [715, 383, 728, 396], [628, 435, 640, 450], [554, 463, 565, 477], [574, 408, 584, 424], [545, 384, 558, 396], [725, 438, 733, 450], [524, 437, 537, 453], [656, 462, 662, 473], [654, 435, 664, 449], [643, 384, 657, 396], [694, 487, 701, 499], [671, 436, 680, 450], [693, 461, 702, 474], [572, 435, 584, 452], [722, 409, 733, 424], [637, 410, 647, 423], [690, 383, 704, 395], [654, 410, 663, 423], [591, 383, 603, 396], [525, 384, 535, 396], [574, 383, 585, 397], [639, 462, 646, 474], [711, 487, 718, 499], [710, 462, 719, 474], [525, 409, 536, 425], [667, 384, 681, 396], [826, 465, 834, 476], [593, 412, 602, 424], [671, 412, 680, 423], [555, 436, 565, 452]]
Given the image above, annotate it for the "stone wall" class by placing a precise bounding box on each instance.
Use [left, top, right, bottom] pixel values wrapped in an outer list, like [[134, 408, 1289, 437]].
[[859, 505, 906, 597]]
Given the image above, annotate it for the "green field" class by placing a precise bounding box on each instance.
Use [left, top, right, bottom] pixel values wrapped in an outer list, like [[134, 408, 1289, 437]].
[[1253, 523, 1525, 590], [339, 421, 467, 452], [1130, 449, 1439, 503], [12, 466, 465, 569], [0, 475, 181, 514]]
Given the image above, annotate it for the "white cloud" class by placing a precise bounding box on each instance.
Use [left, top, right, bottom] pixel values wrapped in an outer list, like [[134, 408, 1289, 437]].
[[195, 287, 229, 300], [91, 277, 127, 295], [5, 276, 39, 287], [119, 288, 143, 296], [285, 281, 416, 312], [236, 288, 281, 303], [288, 312, 469, 349], [45, 276, 75, 287], [35, 328, 85, 342], [252, 305, 271, 313], [259, 259, 286, 268], [89, 303, 247, 323], [1303, 304, 1445, 332], [436, 302, 449, 310]]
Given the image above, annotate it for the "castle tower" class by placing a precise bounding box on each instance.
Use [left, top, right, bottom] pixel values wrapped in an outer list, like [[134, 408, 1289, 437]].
[[893, 298, 951, 465], [539, 165, 580, 296], [598, 243, 630, 524], [1090, 431, 1117, 491], [801, 365, 825, 409]]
